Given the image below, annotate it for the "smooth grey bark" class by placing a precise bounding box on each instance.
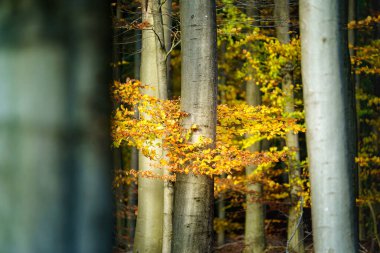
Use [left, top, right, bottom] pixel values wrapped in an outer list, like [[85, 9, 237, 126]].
[[163, 0, 173, 99], [0, 1, 113, 253], [300, 0, 358, 252], [282, 74, 304, 253], [244, 76, 266, 253], [274, 1, 304, 252], [134, 1, 172, 252], [172, 0, 217, 252], [152, 1, 173, 252], [152, 0, 168, 101], [133, 1, 164, 252]]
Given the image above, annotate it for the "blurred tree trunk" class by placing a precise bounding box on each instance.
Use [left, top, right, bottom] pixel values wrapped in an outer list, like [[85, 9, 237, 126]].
[[348, 0, 365, 243], [300, 0, 358, 252], [274, 1, 304, 252], [126, 28, 141, 251], [0, 1, 113, 253], [113, 1, 126, 249], [171, 0, 217, 252]]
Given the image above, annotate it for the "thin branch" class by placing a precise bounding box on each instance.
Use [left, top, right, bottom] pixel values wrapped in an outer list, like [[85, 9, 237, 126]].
[[150, 27, 165, 50], [166, 38, 181, 59]]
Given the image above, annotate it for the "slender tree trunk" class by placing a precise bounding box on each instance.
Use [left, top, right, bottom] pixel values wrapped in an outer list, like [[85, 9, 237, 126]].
[[163, 0, 173, 99], [217, 192, 226, 246], [126, 28, 141, 250], [244, 2, 266, 253], [244, 77, 266, 253], [127, 146, 138, 249], [348, 0, 365, 242], [152, 1, 174, 252], [274, 1, 304, 252], [152, 0, 168, 101], [134, 1, 172, 252], [217, 41, 227, 247], [113, 1, 126, 248], [300, 0, 358, 252], [283, 73, 304, 253], [0, 1, 113, 252], [172, 0, 217, 252], [133, 1, 164, 252]]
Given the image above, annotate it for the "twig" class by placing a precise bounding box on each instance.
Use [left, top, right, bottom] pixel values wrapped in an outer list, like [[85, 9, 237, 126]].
[[166, 31, 181, 59]]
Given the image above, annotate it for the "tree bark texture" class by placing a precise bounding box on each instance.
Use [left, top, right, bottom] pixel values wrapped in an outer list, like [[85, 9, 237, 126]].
[[244, 75, 266, 253], [152, 1, 174, 251], [0, 1, 113, 253], [274, 1, 304, 252], [300, 0, 358, 252], [244, 2, 266, 253], [172, 0, 218, 252], [133, 1, 164, 252]]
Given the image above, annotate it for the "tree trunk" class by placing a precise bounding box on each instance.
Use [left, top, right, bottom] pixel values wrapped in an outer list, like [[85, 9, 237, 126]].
[[126, 28, 142, 250], [0, 1, 113, 253], [283, 73, 304, 253], [217, 41, 227, 247], [244, 2, 266, 253], [244, 74, 266, 253], [113, 1, 126, 248], [274, 1, 304, 252], [172, 0, 217, 252], [300, 0, 358, 252], [127, 146, 138, 250], [348, 0, 365, 242], [163, 0, 173, 99], [133, 1, 164, 252], [152, 1, 173, 252]]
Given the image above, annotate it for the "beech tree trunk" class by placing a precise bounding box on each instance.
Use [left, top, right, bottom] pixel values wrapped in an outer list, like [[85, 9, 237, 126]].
[[134, 1, 172, 252], [152, 1, 173, 252], [171, 0, 217, 252], [244, 78, 266, 253], [300, 0, 358, 252], [274, 1, 304, 252], [133, 1, 164, 252], [0, 1, 113, 253], [244, 2, 266, 253]]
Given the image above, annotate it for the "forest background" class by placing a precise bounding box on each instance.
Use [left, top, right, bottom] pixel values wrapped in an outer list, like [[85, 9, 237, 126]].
[[112, 0, 380, 253], [0, 1, 378, 253]]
